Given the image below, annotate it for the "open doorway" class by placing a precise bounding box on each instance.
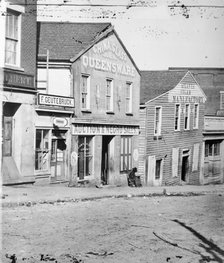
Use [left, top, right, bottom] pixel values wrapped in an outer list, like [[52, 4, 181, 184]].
[[101, 136, 113, 185], [181, 151, 189, 182]]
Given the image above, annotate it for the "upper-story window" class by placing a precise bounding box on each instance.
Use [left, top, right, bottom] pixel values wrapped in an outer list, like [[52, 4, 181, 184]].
[[174, 104, 180, 131], [5, 9, 21, 66], [154, 106, 162, 136], [193, 104, 199, 129], [106, 79, 113, 112], [184, 104, 190, 130], [81, 75, 90, 110], [126, 82, 132, 114]]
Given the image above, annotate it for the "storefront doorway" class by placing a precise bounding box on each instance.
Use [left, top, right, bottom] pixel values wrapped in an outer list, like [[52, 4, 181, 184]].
[[50, 130, 67, 181], [101, 136, 113, 185], [181, 150, 190, 182]]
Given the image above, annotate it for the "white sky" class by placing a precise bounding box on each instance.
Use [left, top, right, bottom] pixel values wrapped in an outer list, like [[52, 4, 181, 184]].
[[37, 0, 224, 70]]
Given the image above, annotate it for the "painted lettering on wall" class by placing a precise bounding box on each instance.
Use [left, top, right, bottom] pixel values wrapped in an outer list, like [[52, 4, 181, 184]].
[[82, 55, 135, 77], [72, 124, 139, 135], [93, 40, 127, 62], [168, 82, 206, 103]]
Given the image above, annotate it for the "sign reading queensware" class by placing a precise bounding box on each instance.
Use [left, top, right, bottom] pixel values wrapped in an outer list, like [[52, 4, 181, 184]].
[[38, 94, 75, 107], [72, 124, 139, 136], [82, 37, 136, 77]]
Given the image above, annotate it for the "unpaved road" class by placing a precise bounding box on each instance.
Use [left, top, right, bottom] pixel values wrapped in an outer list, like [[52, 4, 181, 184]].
[[1, 193, 224, 263]]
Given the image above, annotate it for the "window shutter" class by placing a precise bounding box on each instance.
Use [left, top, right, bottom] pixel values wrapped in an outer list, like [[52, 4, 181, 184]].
[[192, 143, 200, 171], [147, 155, 156, 184], [172, 148, 179, 177]]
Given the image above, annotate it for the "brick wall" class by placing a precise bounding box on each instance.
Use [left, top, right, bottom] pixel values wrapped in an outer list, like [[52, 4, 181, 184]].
[[21, 0, 37, 76]]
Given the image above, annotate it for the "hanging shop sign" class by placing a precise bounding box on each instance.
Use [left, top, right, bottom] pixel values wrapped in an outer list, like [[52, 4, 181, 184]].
[[72, 124, 139, 136], [38, 94, 75, 107], [53, 117, 69, 127], [4, 70, 35, 89]]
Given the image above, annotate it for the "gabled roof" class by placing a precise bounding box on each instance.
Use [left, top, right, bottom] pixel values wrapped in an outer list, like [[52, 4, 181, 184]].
[[140, 70, 188, 104], [37, 22, 111, 61]]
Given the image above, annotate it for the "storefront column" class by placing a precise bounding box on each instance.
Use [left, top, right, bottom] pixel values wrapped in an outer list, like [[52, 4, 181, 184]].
[[94, 135, 102, 185], [69, 135, 78, 186]]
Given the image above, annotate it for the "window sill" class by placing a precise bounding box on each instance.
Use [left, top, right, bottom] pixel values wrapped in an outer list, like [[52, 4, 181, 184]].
[[106, 111, 115, 115], [153, 135, 162, 140], [4, 65, 24, 72], [81, 109, 92, 113], [126, 113, 133, 116]]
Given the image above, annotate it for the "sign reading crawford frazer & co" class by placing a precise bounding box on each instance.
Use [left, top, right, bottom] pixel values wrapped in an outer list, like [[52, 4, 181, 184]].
[[72, 124, 139, 136], [38, 94, 75, 107], [4, 70, 35, 89]]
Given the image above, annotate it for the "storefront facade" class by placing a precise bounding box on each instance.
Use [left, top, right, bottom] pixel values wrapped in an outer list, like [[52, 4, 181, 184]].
[[139, 71, 206, 186], [202, 116, 224, 184], [1, 1, 37, 185], [70, 29, 140, 186], [34, 93, 74, 183]]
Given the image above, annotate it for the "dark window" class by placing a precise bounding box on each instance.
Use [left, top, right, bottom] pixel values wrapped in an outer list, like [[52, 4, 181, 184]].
[[155, 159, 162, 179]]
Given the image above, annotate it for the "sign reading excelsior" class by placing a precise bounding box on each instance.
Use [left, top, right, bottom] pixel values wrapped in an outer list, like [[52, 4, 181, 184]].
[[38, 94, 75, 107]]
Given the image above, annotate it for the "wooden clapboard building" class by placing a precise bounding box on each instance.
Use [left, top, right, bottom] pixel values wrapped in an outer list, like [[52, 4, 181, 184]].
[[170, 67, 224, 184], [1, 0, 37, 185], [36, 22, 140, 185], [139, 70, 206, 186]]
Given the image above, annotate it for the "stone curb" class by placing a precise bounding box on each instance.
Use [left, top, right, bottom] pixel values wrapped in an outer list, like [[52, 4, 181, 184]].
[[1, 191, 207, 208]]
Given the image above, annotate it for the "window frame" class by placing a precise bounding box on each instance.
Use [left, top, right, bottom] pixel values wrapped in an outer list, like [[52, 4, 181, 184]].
[[184, 104, 190, 130], [125, 82, 133, 114], [120, 136, 132, 172], [154, 106, 162, 136], [5, 8, 22, 67], [78, 136, 93, 178], [106, 78, 114, 112], [81, 74, 90, 110], [155, 159, 162, 180], [35, 129, 50, 172], [174, 104, 181, 131], [193, 104, 199, 129]]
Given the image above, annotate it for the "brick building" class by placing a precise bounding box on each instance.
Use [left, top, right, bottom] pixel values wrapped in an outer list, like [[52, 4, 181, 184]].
[[0, 0, 37, 185], [36, 22, 140, 185], [139, 71, 206, 186]]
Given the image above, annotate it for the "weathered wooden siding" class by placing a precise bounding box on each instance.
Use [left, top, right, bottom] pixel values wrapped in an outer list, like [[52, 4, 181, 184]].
[[142, 92, 205, 186], [138, 107, 147, 183]]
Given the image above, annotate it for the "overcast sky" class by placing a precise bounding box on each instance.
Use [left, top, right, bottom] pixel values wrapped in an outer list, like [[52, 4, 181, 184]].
[[37, 0, 224, 70]]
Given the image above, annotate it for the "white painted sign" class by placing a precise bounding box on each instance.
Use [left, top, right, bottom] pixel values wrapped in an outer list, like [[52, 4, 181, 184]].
[[72, 124, 139, 136], [53, 117, 69, 127], [38, 94, 75, 107]]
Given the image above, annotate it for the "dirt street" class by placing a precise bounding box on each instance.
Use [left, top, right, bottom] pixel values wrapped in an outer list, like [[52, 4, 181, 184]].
[[1, 193, 224, 263]]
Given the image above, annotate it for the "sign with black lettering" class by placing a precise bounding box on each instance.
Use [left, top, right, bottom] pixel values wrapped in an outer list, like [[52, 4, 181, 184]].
[[38, 94, 75, 107]]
